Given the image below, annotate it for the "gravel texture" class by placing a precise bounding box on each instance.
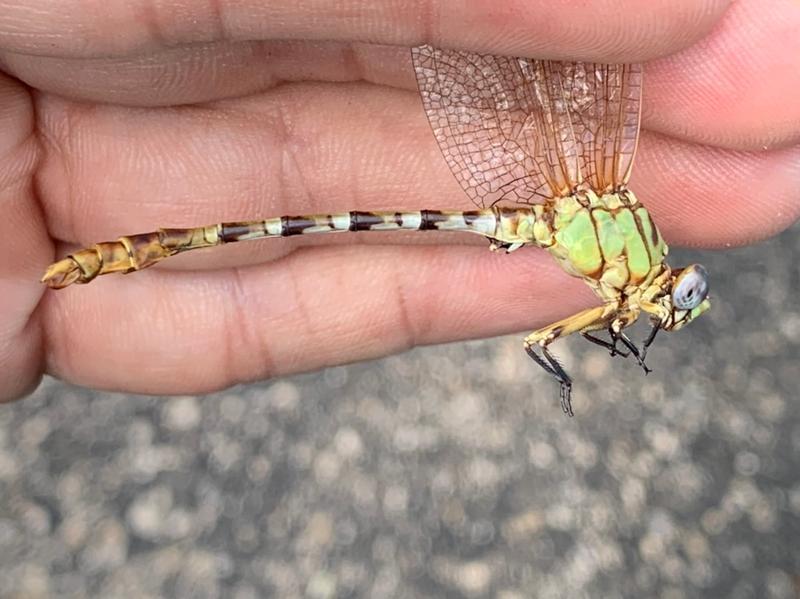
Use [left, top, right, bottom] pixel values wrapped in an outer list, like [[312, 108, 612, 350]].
[[2, 224, 800, 599]]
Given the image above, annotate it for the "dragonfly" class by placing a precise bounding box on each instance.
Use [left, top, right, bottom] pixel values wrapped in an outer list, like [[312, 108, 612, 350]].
[[41, 45, 711, 416]]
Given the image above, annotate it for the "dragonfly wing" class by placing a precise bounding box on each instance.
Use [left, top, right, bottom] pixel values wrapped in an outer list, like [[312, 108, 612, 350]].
[[561, 62, 643, 193], [412, 45, 582, 208]]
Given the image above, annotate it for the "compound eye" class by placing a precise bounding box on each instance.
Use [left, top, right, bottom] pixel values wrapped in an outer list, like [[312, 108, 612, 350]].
[[672, 264, 709, 310]]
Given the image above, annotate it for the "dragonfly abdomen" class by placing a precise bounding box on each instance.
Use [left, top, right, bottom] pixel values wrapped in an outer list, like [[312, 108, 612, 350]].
[[219, 209, 501, 241], [41, 208, 543, 289]]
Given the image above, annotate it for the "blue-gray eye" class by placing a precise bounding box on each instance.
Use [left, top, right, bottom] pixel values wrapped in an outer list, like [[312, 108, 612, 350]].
[[672, 264, 709, 310]]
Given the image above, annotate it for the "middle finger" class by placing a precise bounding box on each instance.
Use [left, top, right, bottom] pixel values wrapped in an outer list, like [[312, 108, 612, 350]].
[[6, 0, 800, 150]]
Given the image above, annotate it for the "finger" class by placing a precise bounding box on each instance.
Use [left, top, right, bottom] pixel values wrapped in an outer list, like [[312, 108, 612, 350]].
[[0, 40, 394, 108], [0, 72, 47, 401], [0, 0, 730, 63], [645, 0, 800, 150], [2, 0, 794, 149], [42, 243, 596, 394], [37, 83, 800, 266], [630, 133, 800, 248]]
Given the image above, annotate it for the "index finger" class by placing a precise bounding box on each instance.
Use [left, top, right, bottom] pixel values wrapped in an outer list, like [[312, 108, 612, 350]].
[[0, 0, 731, 62]]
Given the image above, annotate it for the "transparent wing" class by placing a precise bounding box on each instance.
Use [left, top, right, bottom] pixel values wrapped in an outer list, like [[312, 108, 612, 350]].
[[412, 44, 582, 208], [561, 62, 643, 192]]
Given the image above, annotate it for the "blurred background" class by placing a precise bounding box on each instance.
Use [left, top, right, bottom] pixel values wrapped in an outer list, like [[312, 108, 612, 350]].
[[2, 222, 799, 599]]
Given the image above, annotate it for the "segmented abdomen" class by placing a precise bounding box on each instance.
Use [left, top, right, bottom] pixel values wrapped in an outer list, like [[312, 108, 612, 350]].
[[41, 208, 540, 289], [218, 210, 500, 241]]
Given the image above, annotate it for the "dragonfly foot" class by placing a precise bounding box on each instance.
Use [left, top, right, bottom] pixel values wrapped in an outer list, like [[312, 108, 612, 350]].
[[636, 325, 659, 375], [638, 352, 652, 375], [616, 334, 652, 375], [560, 383, 574, 417], [524, 342, 575, 417]]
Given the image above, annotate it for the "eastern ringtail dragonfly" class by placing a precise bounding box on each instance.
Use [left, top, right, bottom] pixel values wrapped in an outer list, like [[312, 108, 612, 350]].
[[41, 45, 711, 416]]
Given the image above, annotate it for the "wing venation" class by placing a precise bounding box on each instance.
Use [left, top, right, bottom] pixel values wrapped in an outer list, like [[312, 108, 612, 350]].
[[411, 45, 643, 208]]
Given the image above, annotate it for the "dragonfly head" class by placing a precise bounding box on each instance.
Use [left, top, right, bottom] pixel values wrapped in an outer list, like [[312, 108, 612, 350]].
[[657, 264, 711, 331]]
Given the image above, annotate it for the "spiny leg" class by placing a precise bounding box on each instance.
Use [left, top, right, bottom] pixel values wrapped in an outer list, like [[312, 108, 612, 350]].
[[589, 317, 659, 375], [524, 343, 574, 416], [583, 327, 653, 372], [603, 310, 653, 374], [582, 329, 630, 358], [597, 315, 660, 375], [523, 303, 619, 417], [639, 323, 660, 364], [616, 334, 652, 374]]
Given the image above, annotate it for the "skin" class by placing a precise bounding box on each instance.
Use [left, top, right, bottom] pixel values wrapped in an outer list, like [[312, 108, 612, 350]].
[[0, 0, 799, 401]]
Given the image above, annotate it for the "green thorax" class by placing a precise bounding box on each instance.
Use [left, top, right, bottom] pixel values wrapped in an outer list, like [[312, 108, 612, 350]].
[[544, 190, 668, 295]]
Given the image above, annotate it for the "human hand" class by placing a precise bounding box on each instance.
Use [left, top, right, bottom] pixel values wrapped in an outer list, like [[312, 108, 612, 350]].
[[1, 0, 798, 400]]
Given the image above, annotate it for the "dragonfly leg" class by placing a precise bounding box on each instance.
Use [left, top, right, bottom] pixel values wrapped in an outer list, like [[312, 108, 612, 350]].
[[524, 343, 574, 416], [583, 326, 653, 375], [590, 309, 654, 373], [601, 310, 658, 375], [523, 303, 619, 416], [488, 239, 524, 253], [615, 333, 652, 375], [638, 323, 660, 365], [582, 330, 630, 358]]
